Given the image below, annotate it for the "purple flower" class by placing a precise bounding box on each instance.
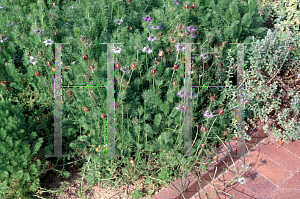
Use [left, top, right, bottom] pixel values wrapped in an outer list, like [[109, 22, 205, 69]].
[[204, 111, 214, 119], [187, 26, 196, 32], [114, 19, 123, 25], [142, 47, 152, 54], [112, 47, 121, 53], [29, 56, 38, 65], [43, 39, 53, 46], [177, 90, 185, 98], [148, 36, 157, 42], [120, 68, 130, 73], [238, 177, 245, 184], [0, 38, 6, 42], [175, 44, 186, 51], [142, 16, 152, 22], [0, 7, 3, 9], [200, 54, 209, 62], [173, 1, 180, 5], [160, 25, 163, 29]]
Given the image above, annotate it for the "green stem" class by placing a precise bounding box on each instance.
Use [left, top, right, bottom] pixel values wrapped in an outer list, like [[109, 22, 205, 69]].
[[111, 0, 114, 21]]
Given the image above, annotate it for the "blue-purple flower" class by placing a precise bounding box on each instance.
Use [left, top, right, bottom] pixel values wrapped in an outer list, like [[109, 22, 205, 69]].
[[200, 54, 209, 62], [0, 38, 6, 42], [112, 47, 121, 53], [204, 111, 214, 119], [33, 29, 43, 35], [187, 26, 196, 32], [142, 16, 152, 22], [29, 56, 38, 65], [43, 39, 53, 46], [120, 68, 130, 73], [177, 89, 197, 99], [142, 47, 152, 54], [114, 19, 123, 25], [148, 36, 157, 42], [175, 44, 186, 51], [173, 1, 181, 5]]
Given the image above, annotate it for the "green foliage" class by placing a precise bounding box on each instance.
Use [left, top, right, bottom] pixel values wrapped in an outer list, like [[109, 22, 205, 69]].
[[1, 0, 299, 198], [0, 101, 46, 198]]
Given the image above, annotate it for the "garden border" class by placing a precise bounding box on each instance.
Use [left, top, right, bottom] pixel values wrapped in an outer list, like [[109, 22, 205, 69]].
[[151, 118, 269, 199]]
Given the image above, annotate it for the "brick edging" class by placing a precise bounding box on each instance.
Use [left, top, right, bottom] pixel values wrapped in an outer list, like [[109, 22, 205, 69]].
[[151, 119, 269, 199]]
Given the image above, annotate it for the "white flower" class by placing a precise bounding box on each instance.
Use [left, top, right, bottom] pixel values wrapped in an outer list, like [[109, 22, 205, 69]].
[[112, 47, 121, 53], [43, 39, 53, 46], [238, 177, 245, 184]]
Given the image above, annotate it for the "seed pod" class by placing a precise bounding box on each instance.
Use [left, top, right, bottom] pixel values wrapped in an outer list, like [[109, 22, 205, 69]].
[[55, 31, 58, 36], [245, 99, 249, 105], [129, 26, 132, 31], [288, 46, 293, 51], [166, 47, 171, 53], [53, 2, 56, 6], [27, 51, 30, 56], [184, 3, 189, 9], [83, 54, 88, 60], [201, 143, 205, 147], [158, 32, 162, 36], [5, 87, 10, 91], [174, 30, 177, 34], [196, 31, 200, 35], [186, 31, 190, 36], [158, 50, 164, 57], [218, 109, 224, 115], [192, 3, 196, 9], [35, 71, 40, 77], [218, 63, 222, 67], [201, 126, 207, 132], [150, 68, 156, 74], [0, 80, 9, 85], [84, 106, 89, 112], [115, 63, 120, 69], [52, 67, 55, 72], [90, 65, 94, 70], [38, 51, 43, 57], [173, 63, 178, 69], [68, 90, 73, 95], [172, 80, 177, 86], [177, 24, 182, 30], [47, 61, 52, 67], [130, 62, 137, 70], [101, 113, 106, 119]]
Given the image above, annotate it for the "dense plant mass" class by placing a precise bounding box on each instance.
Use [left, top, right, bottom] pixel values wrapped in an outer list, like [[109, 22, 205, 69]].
[[0, 0, 299, 198]]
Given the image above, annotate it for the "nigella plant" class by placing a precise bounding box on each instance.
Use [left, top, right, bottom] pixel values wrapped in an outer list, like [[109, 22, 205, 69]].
[[148, 36, 157, 42], [114, 19, 123, 25], [43, 39, 53, 46], [32, 29, 43, 35], [204, 111, 214, 119], [29, 56, 38, 65], [0, 38, 6, 43], [175, 44, 186, 51], [173, 1, 181, 5], [142, 16, 152, 22], [177, 89, 197, 99], [112, 47, 121, 53], [142, 47, 152, 54]]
